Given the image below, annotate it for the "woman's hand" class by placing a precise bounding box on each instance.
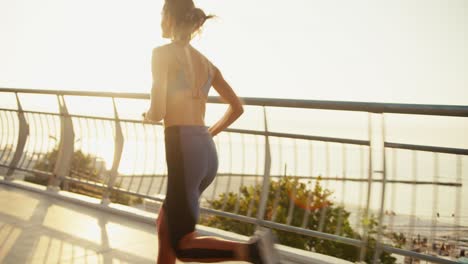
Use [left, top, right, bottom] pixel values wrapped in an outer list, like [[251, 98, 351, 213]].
[[208, 68, 244, 137], [142, 112, 149, 123], [208, 126, 216, 137]]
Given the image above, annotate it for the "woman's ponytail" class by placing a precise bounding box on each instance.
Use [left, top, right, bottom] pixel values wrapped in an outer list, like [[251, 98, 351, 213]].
[[164, 0, 214, 39]]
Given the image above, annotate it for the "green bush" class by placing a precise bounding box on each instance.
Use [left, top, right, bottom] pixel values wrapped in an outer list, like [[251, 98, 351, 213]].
[[24, 148, 142, 206], [201, 176, 398, 263]]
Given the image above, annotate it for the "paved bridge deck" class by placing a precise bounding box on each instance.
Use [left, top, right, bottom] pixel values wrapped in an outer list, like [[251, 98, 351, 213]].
[[0, 180, 354, 264], [0, 183, 167, 263]]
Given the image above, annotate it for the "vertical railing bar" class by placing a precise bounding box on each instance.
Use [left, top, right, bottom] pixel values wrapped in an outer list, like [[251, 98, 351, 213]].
[[100, 120, 111, 185], [71, 117, 81, 180], [372, 114, 387, 263], [247, 133, 257, 218], [222, 132, 233, 211], [35, 114, 47, 169], [318, 142, 330, 233], [4, 109, 16, 164], [256, 134, 260, 179], [356, 145, 365, 237], [0, 112, 7, 162], [6, 111, 18, 166], [136, 124, 149, 194], [101, 120, 112, 186], [254, 133, 260, 191], [234, 133, 246, 214], [22, 113, 38, 170], [430, 152, 439, 252], [34, 114, 46, 170], [47, 115, 60, 172], [88, 118, 97, 182], [44, 114, 54, 173], [77, 117, 86, 180], [294, 138, 298, 177], [389, 148, 397, 233], [301, 183, 313, 228], [102, 97, 124, 205], [52, 112, 60, 151], [16, 112, 31, 170], [146, 125, 157, 196], [127, 122, 139, 192], [286, 138, 299, 225], [270, 137, 283, 222], [50, 94, 74, 191], [286, 172, 297, 225], [2, 110, 13, 164], [117, 121, 129, 191], [8, 110, 18, 165], [278, 138, 283, 179], [13, 112, 26, 169], [6, 93, 30, 179], [301, 140, 314, 228], [335, 143, 347, 235], [309, 141, 313, 179], [271, 162, 284, 222], [91, 118, 100, 179], [146, 125, 158, 195], [256, 106, 272, 224], [407, 151, 418, 251], [96, 119, 108, 180], [0, 112, 9, 164], [22, 113, 37, 170], [77, 117, 87, 182], [359, 113, 373, 262], [29, 113, 42, 169], [90, 118, 99, 179], [84, 117, 93, 181], [454, 155, 462, 252]]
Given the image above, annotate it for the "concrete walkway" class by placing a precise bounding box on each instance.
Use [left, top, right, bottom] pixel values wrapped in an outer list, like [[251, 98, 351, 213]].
[[0, 183, 271, 264], [0, 183, 165, 263], [0, 180, 354, 264]]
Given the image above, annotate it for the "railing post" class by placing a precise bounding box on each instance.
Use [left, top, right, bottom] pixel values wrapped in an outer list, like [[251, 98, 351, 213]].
[[101, 98, 124, 205], [256, 107, 271, 224], [373, 114, 387, 263], [6, 93, 30, 180], [48, 95, 74, 192], [359, 113, 374, 262]]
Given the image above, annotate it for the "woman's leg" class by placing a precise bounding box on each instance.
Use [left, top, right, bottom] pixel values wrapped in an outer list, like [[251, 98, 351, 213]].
[[175, 231, 250, 263], [156, 207, 176, 264], [162, 127, 274, 263]]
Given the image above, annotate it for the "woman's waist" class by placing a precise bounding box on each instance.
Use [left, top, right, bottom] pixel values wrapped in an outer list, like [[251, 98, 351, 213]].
[[164, 125, 210, 136]]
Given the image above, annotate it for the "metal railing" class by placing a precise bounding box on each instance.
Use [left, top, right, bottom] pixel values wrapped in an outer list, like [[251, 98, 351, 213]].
[[1, 87, 467, 264]]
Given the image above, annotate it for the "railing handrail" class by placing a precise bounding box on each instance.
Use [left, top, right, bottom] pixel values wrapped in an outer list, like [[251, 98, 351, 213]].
[[1, 87, 468, 117], [1, 87, 466, 264]]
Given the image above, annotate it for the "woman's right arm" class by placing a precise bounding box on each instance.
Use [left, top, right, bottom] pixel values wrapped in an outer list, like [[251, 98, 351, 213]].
[[208, 67, 244, 137], [145, 47, 168, 123]]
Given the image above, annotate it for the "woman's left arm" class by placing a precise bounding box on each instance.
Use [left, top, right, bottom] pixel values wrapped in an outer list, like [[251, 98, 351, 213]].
[[144, 47, 168, 122]]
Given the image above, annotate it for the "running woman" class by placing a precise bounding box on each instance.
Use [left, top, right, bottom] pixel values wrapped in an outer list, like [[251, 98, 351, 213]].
[[143, 0, 279, 263]]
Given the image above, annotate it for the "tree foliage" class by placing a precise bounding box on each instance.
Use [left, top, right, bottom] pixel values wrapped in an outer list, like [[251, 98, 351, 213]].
[[24, 148, 141, 206], [201, 176, 398, 263]]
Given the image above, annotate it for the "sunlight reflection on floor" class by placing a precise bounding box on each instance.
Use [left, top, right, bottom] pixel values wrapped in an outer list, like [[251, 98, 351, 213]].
[[0, 183, 247, 264]]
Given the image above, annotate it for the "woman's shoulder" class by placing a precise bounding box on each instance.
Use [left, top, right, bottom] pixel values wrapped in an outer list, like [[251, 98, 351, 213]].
[[190, 46, 217, 72], [152, 44, 172, 57], [152, 44, 177, 67]]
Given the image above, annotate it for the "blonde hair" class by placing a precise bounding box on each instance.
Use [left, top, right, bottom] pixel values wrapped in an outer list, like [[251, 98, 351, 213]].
[[163, 0, 214, 40]]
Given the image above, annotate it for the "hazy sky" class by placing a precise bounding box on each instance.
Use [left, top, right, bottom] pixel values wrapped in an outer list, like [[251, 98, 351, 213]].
[[0, 0, 467, 104]]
